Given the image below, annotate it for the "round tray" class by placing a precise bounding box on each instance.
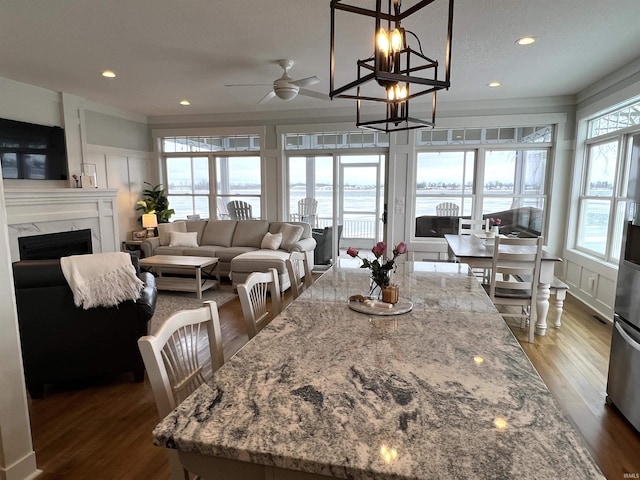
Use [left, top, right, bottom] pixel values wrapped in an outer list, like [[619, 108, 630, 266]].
[[348, 299, 414, 316]]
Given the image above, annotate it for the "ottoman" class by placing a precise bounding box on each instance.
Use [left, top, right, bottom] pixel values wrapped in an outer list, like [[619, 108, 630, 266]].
[[230, 250, 292, 290]]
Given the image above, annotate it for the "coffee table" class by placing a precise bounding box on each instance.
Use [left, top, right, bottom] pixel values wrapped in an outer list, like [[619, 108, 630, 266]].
[[139, 255, 218, 299]]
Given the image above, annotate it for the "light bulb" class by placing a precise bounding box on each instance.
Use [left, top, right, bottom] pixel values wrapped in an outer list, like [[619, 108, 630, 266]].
[[387, 87, 395, 101], [391, 28, 403, 52], [377, 28, 389, 54], [398, 85, 407, 99]]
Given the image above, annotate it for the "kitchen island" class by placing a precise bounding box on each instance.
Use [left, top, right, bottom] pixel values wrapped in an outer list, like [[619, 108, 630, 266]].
[[153, 262, 603, 479]]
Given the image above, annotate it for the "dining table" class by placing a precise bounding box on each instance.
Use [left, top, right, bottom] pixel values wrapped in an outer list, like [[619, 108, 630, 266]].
[[152, 261, 602, 479], [445, 233, 561, 337]]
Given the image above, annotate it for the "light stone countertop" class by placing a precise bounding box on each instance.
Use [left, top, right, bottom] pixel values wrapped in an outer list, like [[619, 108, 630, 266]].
[[153, 261, 603, 479]]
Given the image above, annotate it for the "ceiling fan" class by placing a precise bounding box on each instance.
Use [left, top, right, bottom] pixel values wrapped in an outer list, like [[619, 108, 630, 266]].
[[225, 59, 327, 104]]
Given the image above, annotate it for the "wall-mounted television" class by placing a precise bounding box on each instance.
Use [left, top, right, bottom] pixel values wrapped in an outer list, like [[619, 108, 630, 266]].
[[0, 117, 68, 180]]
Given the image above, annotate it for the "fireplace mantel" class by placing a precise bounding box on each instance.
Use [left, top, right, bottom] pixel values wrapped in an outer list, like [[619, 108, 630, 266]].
[[4, 188, 119, 262]]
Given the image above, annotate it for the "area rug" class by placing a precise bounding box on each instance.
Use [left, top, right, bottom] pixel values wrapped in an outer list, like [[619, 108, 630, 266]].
[[150, 286, 237, 334]]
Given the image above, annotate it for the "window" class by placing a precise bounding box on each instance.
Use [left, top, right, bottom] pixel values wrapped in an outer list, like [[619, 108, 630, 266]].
[[288, 156, 333, 227], [161, 133, 262, 220], [573, 98, 640, 263], [166, 157, 210, 218], [414, 125, 553, 238], [415, 151, 475, 216], [576, 139, 624, 259], [216, 156, 262, 219], [483, 149, 547, 236]]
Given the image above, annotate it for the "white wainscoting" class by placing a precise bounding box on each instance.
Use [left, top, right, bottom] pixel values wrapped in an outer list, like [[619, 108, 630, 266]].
[[4, 188, 119, 262], [562, 248, 617, 322]]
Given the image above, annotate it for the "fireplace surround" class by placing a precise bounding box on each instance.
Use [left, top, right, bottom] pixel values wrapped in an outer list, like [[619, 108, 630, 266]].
[[4, 188, 119, 262]]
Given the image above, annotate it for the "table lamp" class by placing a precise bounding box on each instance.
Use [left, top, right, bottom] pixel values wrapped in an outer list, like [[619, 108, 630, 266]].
[[142, 213, 158, 238]]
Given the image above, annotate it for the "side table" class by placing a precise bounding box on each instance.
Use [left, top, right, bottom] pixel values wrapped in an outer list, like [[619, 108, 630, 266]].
[[122, 240, 144, 258]]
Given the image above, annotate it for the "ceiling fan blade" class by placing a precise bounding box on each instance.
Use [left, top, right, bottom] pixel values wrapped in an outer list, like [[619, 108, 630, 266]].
[[224, 83, 271, 87], [258, 90, 277, 104], [290, 76, 321, 88], [298, 88, 330, 101]]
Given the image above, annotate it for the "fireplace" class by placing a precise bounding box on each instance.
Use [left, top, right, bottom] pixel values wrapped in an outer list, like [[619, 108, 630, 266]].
[[18, 229, 93, 260]]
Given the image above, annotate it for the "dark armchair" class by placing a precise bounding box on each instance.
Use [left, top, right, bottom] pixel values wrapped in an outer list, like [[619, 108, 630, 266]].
[[312, 225, 343, 266], [12, 256, 157, 398]]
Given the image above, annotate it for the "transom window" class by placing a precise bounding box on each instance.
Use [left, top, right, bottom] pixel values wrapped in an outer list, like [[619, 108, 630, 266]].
[[162, 135, 260, 153], [285, 130, 389, 150]]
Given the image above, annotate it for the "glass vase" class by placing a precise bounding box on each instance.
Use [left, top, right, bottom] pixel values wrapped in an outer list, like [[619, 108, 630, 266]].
[[368, 278, 383, 299]]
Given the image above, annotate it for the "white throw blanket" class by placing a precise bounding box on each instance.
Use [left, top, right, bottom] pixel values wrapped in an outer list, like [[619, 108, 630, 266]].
[[60, 252, 144, 310]]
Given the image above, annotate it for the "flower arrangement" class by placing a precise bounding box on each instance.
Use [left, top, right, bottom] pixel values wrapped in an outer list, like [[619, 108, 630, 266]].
[[490, 217, 502, 227], [347, 241, 408, 291]]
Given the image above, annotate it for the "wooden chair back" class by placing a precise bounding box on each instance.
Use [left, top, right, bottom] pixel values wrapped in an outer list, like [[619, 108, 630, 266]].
[[286, 251, 313, 299], [297, 197, 318, 226], [137, 301, 223, 480], [435, 202, 460, 216], [216, 198, 229, 219], [458, 218, 490, 235], [227, 200, 253, 220], [237, 268, 282, 339], [486, 236, 544, 343]]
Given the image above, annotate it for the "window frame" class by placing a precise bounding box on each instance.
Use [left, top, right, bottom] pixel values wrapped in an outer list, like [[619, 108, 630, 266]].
[[411, 133, 553, 241], [574, 132, 628, 262], [153, 127, 265, 221]]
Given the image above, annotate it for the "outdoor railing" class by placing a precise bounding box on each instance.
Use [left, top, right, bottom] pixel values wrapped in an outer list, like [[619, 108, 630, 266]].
[[291, 215, 379, 240]]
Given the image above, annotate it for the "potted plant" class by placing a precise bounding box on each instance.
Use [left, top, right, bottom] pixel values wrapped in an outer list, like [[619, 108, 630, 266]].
[[136, 182, 175, 223]]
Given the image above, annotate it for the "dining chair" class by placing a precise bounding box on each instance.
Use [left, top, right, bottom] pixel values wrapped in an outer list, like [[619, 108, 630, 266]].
[[297, 197, 318, 227], [454, 218, 491, 281], [458, 218, 490, 235], [435, 202, 460, 216], [227, 200, 253, 220], [237, 268, 282, 339], [484, 236, 544, 343], [137, 300, 224, 480], [285, 251, 313, 299]]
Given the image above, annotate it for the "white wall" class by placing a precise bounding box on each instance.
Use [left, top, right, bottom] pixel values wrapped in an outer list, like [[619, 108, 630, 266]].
[[0, 169, 40, 480]]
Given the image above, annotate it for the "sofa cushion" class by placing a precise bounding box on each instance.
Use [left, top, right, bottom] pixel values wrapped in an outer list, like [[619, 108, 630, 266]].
[[158, 221, 187, 246], [215, 246, 259, 263], [232, 220, 269, 248], [169, 231, 198, 247], [185, 220, 208, 245], [261, 232, 282, 250], [154, 245, 190, 255], [202, 220, 237, 247], [182, 246, 219, 257], [231, 250, 291, 275], [279, 223, 304, 250]]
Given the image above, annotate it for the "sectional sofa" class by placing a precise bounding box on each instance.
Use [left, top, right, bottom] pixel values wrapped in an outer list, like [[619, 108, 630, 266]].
[[140, 219, 315, 290]]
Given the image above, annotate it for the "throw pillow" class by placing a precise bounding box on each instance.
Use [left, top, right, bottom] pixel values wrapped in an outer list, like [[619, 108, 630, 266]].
[[169, 231, 198, 247], [261, 232, 283, 250], [279, 223, 304, 251], [157, 221, 187, 246]]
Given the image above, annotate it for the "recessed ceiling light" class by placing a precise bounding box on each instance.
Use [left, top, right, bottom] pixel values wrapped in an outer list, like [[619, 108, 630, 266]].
[[179, 99, 191, 106], [101, 70, 116, 78], [487, 81, 502, 88], [516, 36, 536, 46]]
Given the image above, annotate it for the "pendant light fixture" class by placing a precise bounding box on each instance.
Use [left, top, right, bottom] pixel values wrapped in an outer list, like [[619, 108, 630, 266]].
[[330, 0, 454, 132]]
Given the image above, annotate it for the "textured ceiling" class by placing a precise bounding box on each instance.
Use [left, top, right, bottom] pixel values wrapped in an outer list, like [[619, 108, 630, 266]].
[[1, 0, 640, 119]]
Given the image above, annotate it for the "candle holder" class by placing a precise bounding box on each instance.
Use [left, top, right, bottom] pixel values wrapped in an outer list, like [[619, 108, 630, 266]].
[[381, 285, 399, 304]]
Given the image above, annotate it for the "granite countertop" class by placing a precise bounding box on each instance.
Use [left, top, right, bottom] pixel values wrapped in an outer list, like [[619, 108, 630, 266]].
[[153, 261, 603, 479]]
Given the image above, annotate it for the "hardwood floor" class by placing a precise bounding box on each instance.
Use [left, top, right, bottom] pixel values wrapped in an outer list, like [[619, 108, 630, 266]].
[[27, 290, 639, 480]]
